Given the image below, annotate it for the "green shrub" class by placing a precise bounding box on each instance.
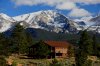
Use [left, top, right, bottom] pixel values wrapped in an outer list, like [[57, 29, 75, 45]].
[[0, 57, 7, 66], [12, 61, 17, 66], [84, 60, 92, 66], [49, 59, 62, 66]]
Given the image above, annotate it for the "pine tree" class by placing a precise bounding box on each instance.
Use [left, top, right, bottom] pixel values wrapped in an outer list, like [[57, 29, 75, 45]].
[[0, 33, 6, 55], [75, 50, 87, 66], [75, 30, 93, 66], [26, 31, 35, 46], [92, 34, 98, 55], [11, 23, 28, 54], [93, 34, 100, 57], [0, 33, 10, 55], [79, 30, 93, 55]]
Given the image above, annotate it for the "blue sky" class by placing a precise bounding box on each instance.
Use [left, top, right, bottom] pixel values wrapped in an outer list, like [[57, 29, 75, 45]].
[[0, 0, 100, 19]]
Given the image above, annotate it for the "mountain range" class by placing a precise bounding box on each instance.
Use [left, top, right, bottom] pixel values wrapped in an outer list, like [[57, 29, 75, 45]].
[[0, 10, 100, 33]]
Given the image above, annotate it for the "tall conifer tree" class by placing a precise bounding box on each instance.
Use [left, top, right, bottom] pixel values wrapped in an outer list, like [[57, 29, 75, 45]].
[[75, 30, 93, 66], [11, 23, 28, 54]]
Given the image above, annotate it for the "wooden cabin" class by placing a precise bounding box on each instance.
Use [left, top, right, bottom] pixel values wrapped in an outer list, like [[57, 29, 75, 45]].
[[29, 41, 71, 58]]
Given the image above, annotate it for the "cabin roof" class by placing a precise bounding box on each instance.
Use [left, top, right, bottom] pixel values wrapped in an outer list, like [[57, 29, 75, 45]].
[[44, 41, 70, 48]]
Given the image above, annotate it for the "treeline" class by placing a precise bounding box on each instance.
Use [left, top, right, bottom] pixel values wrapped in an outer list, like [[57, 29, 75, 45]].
[[0, 24, 35, 56]]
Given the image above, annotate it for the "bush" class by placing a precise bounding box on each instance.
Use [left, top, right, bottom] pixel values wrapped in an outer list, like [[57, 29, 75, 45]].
[[84, 60, 92, 66], [12, 61, 17, 66], [49, 59, 62, 66], [0, 57, 7, 66]]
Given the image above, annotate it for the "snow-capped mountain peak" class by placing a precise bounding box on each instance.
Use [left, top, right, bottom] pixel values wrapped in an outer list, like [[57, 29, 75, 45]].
[[13, 10, 79, 33], [13, 10, 57, 22], [0, 13, 15, 22]]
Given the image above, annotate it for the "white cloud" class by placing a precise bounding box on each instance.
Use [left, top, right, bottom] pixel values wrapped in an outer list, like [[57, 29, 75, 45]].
[[12, 0, 100, 10], [12, 0, 78, 10], [12, 0, 43, 6], [12, 0, 77, 10], [12, 0, 100, 7], [68, 0, 100, 5], [56, 2, 77, 10], [12, 0, 63, 6], [68, 8, 91, 18]]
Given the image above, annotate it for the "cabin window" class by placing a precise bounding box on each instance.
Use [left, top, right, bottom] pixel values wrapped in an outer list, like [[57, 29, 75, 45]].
[[56, 53, 62, 56]]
